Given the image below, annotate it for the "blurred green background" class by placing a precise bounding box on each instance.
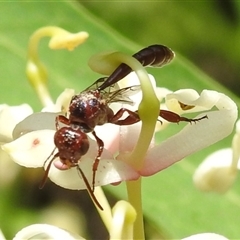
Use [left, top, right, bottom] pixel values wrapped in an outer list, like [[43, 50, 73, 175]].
[[0, 1, 239, 239], [81, 1, 240, 96]]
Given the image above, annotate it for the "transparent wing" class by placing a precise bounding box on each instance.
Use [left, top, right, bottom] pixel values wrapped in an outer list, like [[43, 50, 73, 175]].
[[83, 77, 107, 91], [83, 77, 120, 93], [83, 78, 140, 105], [106, 85, 141, 105]]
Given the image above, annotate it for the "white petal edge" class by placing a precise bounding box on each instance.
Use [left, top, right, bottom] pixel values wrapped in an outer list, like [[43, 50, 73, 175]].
[[48, 156, 139, 190], [0, 104, 33, 141], [166, 89, 236, 114], [13, 224, 84, 240], [140, 91, 237, 175], [12, 112, 59, 139], [182, 233, 229, 240]]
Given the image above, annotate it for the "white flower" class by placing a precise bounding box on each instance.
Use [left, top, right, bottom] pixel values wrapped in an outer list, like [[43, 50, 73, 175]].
[[1, 74, 238, 191], [140, 89, 237, 176], [2, 88, 139, 190], [193, 120, 240, 193]]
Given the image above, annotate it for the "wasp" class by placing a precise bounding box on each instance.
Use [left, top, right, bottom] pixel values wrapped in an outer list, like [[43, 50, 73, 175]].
[[41, 45, 206, 210]]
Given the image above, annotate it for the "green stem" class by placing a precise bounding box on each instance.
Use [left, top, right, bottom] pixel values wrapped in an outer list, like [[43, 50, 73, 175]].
[[89, 50, 160, 240], [104, 52, 160, 169], [126, 179, 144, 240]]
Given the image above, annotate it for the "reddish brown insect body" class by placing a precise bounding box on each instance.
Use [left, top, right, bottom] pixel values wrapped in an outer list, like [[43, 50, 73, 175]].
[[42, 45, 207, 210], [69, 90, 115, 132], [54, 127, 89, 166]]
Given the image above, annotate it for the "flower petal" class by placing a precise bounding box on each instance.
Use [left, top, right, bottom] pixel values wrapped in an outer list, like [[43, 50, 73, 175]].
[[166, 89, 236, 114], [94, 123, 121, 154], [140, 91, 237, 175], [182, 233, 229, 240], [12, 112, 58, 139], [193, 149, 237, 193], [48, 156, 139, 190], [13, 224, 84, 240], [2, 130, 56, 167], [0, 104, 33, 141], [118, 122, 154, 154]]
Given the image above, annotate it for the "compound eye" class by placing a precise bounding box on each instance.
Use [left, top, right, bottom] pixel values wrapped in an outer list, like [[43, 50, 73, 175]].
[[89, 98, 99, 107]]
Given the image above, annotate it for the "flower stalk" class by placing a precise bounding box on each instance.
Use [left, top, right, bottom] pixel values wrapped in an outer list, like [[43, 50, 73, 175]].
[[89, 50, 160, 239], [126, 179, 144, 239], [26, 26, 88, 107]]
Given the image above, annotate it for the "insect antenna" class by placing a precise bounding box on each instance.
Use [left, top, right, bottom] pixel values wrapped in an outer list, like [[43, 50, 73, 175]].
[[76, 165, 104, 211]]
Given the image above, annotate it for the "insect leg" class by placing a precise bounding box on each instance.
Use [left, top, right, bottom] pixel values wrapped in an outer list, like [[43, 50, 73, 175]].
[[76, 165, 103, 210], [91, 131, 104, 192], [159, 110, 208, 124], [55, 115, 70, 129], [109, 108, 141, 125], [110, 108, 207, 125]]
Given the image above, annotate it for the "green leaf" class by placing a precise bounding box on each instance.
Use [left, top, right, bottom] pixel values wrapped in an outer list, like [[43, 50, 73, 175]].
[[0, 1, 239, 239]]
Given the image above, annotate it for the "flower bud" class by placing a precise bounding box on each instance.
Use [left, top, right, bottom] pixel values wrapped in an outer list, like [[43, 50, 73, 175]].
[[193, 149, 237, 193]]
